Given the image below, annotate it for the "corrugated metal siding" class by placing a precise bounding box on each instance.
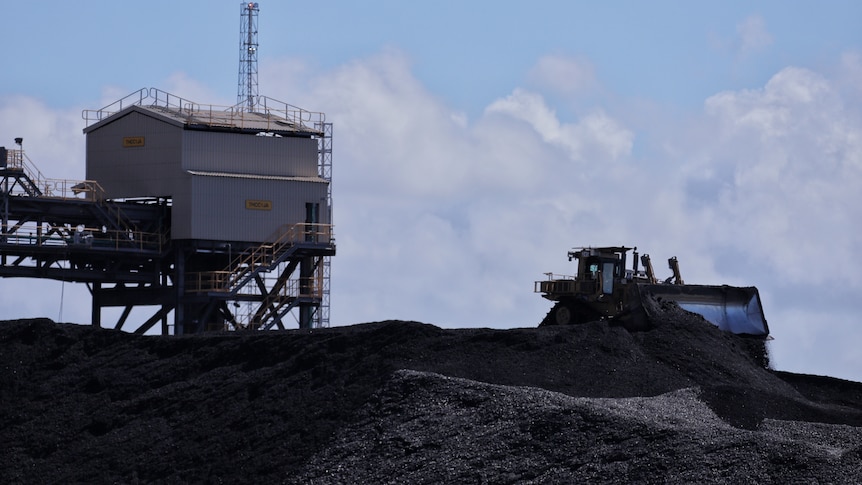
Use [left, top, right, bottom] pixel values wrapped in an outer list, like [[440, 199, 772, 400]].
[[183, 175, 329, 242], [85, 108, 330, 243], [183, 131, 318, 177], [169, 184, 194, 240], [86, 111, 186, 198]]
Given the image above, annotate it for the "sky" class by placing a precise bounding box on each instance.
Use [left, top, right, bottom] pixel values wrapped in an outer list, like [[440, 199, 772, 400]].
[[1, 1, 861, 381]]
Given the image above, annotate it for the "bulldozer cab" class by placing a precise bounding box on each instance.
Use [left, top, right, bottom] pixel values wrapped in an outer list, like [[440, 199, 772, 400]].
[[581, 259, 615, 294], [570, 246, 629, 295]]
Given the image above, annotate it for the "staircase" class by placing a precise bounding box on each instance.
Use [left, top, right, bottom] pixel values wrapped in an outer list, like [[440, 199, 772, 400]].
[[188, 223, 333, 296], [1, 149, 164, 253], [1, 148, 44, 197]]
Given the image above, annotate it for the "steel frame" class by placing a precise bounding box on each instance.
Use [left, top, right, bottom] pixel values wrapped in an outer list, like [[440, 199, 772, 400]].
[[0, 148, 334, 335], [315, 121, 333, 328]]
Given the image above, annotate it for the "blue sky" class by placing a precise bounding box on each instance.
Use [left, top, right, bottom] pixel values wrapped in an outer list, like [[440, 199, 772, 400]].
[[8, 1, 858, 109], [1, 1, 862, 382]]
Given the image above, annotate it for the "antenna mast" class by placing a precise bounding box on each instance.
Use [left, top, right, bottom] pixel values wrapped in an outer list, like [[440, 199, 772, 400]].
[[238, 2, 259, 110]]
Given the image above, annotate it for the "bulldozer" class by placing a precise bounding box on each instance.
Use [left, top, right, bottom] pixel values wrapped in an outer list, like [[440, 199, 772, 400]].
[[535, 246, 769, 337]]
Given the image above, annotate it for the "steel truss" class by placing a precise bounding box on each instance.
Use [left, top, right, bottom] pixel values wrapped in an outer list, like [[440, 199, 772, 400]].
[[315, 121, 333, 328], [0, 148, 334, 335]]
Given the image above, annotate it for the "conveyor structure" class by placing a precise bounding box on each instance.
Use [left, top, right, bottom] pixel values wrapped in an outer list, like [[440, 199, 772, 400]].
[[0, 88, 334, 334]]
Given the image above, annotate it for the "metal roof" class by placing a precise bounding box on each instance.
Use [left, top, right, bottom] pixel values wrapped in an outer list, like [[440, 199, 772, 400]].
[[187, 170, 328, 183], [83, 87, 325, 137]]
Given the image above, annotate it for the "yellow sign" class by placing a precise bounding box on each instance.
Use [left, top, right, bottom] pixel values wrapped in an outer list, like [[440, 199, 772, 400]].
[[123, 136, 145, 147], [245, 199, 273, 211]]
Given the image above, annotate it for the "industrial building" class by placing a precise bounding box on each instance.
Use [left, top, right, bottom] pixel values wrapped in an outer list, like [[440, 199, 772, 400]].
[[0, 87, 334, 334]]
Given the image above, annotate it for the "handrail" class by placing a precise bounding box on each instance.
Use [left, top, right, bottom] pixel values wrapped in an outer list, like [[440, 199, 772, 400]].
[[0, 222, 164, 253], [539, 272, 576, 281], [82, 87, 325, 129], [81, 88, 149, 124], [241, 94, 326, 125], [1, 148, 168, 251], [186, 274, 323, 299], [224, 223, 333, 289], [3, 148, 98, 200], [186, 222, 333, 293]]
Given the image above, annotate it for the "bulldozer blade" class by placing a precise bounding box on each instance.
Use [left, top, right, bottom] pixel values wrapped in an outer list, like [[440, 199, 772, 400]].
[[637, 284, 769, 337]]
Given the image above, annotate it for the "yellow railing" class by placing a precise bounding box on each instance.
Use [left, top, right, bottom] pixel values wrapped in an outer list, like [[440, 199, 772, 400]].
[[2, 148, 166, 249], [32, 178, 104, 201], [186, 222, 333, 293], [534, 273, 600, 296], [0, 223, 164, 253], [3, 148, 104, 201], [187, 273, 324, 298]]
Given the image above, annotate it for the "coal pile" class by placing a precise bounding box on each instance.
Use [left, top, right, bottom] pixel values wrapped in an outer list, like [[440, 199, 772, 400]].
[[2, 304, 862, 483]]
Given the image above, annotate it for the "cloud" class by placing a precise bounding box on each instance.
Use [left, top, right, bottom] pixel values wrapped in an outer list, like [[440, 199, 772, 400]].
[[255, 51, 641, 327], [259, 53, 862, 384], [0, 95, 121, 326], [735, 14, 773, 56], [485, 88, 634, 163], [650, 64, 861, 380], [2, 47, 861, 381], [699, 66, 862, 287], [286, 49, 475, 198], [527, 55, 597, 97], [163, 73, 234, 107], [0, 95, 84, 179], [710, 14, 774, 61], [839, 50, 862, 101]]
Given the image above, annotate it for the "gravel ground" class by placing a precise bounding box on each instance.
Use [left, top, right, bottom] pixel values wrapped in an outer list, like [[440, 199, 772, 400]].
[[299, 371, 862, 484], [1, 303, 861, 483]]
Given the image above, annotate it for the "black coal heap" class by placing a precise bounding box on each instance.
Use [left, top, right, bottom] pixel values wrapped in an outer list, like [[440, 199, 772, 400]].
[[2, 304, 861, 483]]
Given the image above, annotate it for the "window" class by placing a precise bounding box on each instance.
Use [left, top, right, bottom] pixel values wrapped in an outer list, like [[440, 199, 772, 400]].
[[602, 261, 615, 294]]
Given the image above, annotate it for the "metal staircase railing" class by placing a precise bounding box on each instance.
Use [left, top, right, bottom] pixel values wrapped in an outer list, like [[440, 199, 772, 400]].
[[186, 223, 333, 295], [1, 149, 165, 252], [3, 148, 44, 197], [222, 275, 325, 331]]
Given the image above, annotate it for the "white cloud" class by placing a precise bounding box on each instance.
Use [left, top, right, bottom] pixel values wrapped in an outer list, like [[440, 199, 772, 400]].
[[527, 55, 597, 97], [0, 95, 84, 180], [259, 54, 861, 371], [736, 14, 773, 56], [295, 48, 859, 383], [0, 96, 116, 326], [839, 50, 862, 102], [163, 72, 234, 107], [706, 67, 834, 135], [3, 47, 861, 382], [285, 50, 475, 199], [710, 14, 774, 61], [699, 67, 862, 286], [254, 51, 642, 327], [485, 88, 634, 163]]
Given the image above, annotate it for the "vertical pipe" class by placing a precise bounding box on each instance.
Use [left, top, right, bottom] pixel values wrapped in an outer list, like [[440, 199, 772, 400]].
[[91, 282, 102, 328], [299, 257, 314, 329], [1, 148, 8, 254], [174, 248, 186, 335]]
